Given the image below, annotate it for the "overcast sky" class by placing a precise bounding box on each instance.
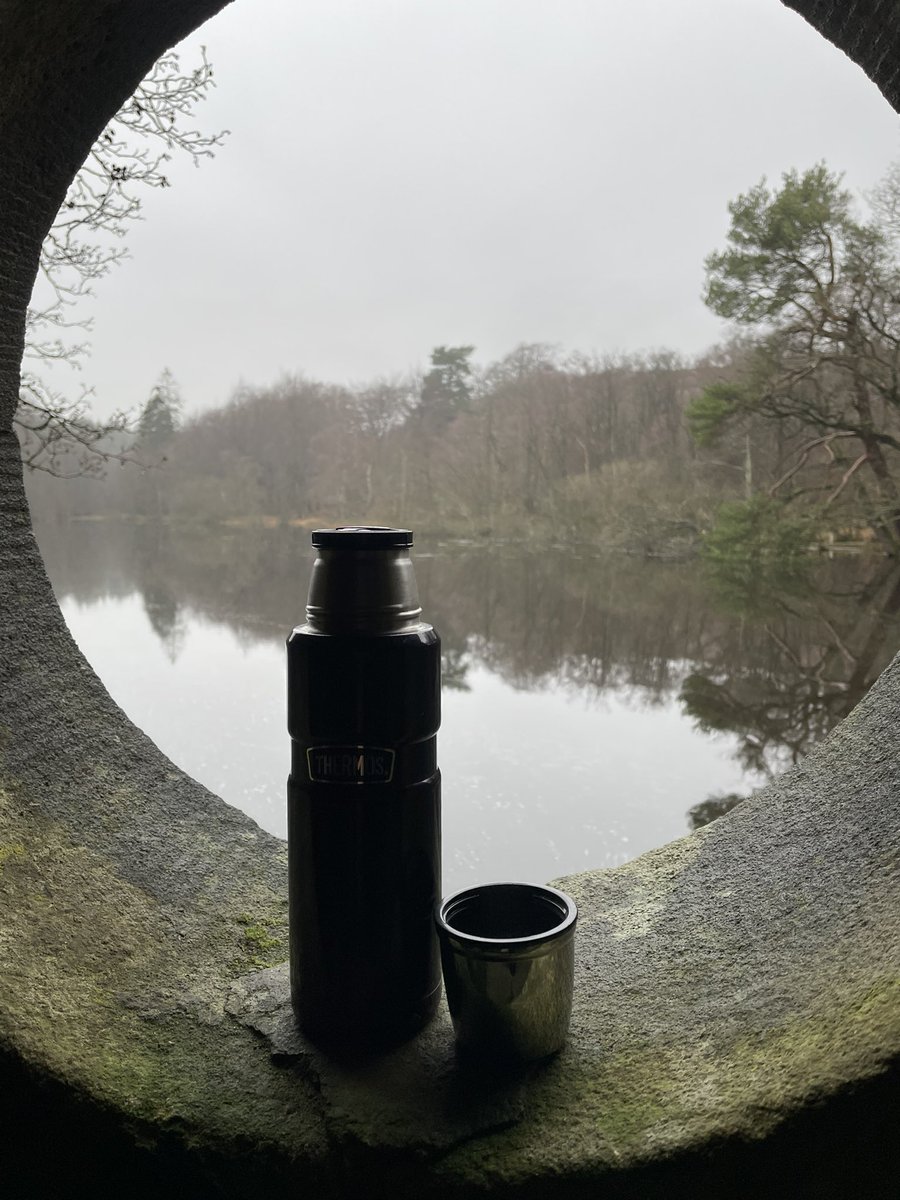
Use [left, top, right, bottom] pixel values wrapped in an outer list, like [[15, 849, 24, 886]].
[[61, 0, 900, 418]]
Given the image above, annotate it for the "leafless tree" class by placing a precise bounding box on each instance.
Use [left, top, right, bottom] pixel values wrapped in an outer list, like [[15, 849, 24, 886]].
[[18, 47, 225, 475]]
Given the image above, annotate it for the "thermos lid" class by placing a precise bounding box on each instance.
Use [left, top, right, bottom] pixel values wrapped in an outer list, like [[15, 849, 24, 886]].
[[312, 527, 413, 550]]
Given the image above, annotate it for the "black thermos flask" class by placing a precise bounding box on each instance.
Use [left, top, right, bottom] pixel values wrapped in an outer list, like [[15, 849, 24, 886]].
[[287, 527, 442, 1046]]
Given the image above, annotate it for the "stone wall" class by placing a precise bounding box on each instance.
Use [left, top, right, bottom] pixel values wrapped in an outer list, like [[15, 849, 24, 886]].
[[1, 3, 898, 1195]]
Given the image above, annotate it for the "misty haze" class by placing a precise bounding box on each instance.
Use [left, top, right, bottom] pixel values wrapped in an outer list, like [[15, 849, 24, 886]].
[[22, 0, 900, 885]]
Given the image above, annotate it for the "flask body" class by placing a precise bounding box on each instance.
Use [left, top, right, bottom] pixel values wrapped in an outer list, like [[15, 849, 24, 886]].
[[287, 617, 441, 1046]]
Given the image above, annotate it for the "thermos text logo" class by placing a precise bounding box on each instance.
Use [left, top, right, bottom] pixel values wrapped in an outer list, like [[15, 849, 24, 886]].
[[307, 745, 396, 785]]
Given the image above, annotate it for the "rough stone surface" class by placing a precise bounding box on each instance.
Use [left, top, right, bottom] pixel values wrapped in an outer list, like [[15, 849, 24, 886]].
[[227, 965, 531, 1151], [783, 0, 900, 114], [4, 428, 897, 1198], [220, 667, 900, 1192], [1, 1, 900, 1196]]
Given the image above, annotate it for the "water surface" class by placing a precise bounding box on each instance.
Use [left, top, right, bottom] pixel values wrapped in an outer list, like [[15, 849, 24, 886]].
[[36, 521, 900, 894]]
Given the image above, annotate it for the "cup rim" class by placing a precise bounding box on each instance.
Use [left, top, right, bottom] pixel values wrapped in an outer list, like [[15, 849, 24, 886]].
[[435, 881, 578, 952]]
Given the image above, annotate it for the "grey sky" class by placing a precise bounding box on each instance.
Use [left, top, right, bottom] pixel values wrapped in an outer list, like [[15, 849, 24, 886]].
[[69, 0, 899, 418]]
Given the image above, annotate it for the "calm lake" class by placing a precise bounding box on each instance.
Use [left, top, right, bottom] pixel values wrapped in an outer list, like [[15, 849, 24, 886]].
[[34, 519, 900, 894]]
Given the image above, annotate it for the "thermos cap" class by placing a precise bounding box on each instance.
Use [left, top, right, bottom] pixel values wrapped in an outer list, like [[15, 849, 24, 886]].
[[306, 527, 421, 630], [312, 527, 413, 550]]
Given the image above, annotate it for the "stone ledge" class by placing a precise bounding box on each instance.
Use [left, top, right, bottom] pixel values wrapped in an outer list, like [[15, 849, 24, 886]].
[[2, 0, 900, 1192], [1, 500, 898, 1194]]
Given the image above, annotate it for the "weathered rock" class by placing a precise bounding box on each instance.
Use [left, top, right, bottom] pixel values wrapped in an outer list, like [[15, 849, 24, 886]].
[[227, 964, 531, 1151], [1, 1, 900, 1196], [1, 482, 898, 1197]]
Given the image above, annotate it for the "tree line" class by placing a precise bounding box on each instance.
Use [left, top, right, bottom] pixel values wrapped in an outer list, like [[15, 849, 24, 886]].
[[24, 343, 731, 552], [24, 162, 900, 558]]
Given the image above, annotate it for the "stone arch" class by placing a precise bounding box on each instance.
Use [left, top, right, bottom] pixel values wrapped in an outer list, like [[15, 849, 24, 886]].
[[1, 3, 898, 1195]]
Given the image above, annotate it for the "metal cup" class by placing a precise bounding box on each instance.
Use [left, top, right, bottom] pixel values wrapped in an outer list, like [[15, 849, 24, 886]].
[[436, 882, 577, 1062]]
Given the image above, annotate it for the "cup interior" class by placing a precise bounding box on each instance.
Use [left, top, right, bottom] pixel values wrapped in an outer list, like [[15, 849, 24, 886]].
[[440, 883, 573, 941]]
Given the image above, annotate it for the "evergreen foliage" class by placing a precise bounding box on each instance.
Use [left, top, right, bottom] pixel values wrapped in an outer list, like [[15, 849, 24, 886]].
[[703, 496, 812, 564], [419, 345, 475, 433], [686, 383, 743, 447], [138, 369, 182, 450], [700, 162, 900, 551]]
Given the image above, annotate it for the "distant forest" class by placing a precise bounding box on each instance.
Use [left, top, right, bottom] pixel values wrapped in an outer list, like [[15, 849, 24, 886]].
[[23, 165, 900, 559], [20, 336, 895, 558], [24, 344, 723, 554]]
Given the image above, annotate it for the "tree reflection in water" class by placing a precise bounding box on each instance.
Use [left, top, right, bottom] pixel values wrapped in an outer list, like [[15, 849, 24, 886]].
[[142, 584, 185, 663], [687, 793, 746, 831], [35, 519, 900, 834], [682, 555, 900, 825]]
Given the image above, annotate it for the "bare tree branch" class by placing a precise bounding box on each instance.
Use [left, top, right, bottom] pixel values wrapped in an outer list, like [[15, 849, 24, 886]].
[[19, 47, 226, 476]]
